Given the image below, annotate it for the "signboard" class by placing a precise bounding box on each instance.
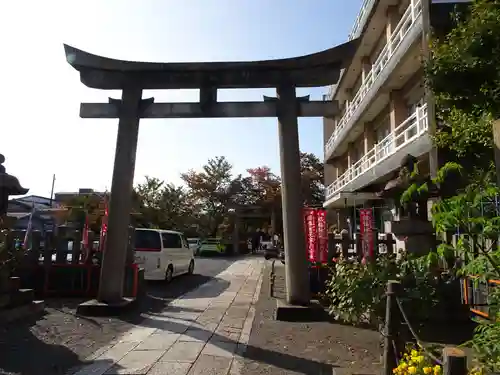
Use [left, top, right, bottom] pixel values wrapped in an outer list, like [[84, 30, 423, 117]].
[[303, 208, 318, 262], [359, 208, 375, 260], [316, 209, 328, 263], [303, 208, 328, 264]]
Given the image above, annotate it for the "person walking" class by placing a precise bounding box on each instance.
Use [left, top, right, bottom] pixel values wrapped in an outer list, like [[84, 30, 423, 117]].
[[251, 229, 260, 254]]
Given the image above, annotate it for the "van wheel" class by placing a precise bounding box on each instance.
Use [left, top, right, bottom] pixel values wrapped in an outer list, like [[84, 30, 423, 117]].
[[165, 265, 173, 283], [188, 260, 195, 275]]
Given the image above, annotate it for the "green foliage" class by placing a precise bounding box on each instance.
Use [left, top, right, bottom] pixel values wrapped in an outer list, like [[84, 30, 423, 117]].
[[425, 0, 500, 176], [299, 152, 325, 206], [325, 253, 440, 326], [181, 156, 243, 237], [134, 153, 324, 237], [134, 176, 199, 233], [423, 1, 500, 369], [426, 0, 500, 118], [431, 183, 500, 372], [60, 194, 104, 233]]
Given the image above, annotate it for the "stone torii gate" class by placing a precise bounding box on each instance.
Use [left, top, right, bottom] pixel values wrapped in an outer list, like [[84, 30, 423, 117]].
[[64, 40, 357, 310]]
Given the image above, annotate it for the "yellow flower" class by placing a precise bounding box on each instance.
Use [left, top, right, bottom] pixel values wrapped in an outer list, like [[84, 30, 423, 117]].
[[408, 366, 417, 374], [415, 356, 425, 364], [423, 367, 432, 374], [411, 350, 419, 358], [434, 365, 442, 375], [400, 363, 408, 370]]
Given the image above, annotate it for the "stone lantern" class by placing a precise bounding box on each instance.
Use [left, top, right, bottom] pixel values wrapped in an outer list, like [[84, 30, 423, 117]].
[[0, 154, 29, 217]]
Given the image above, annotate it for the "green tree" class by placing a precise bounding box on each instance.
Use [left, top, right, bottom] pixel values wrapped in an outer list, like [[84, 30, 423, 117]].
[[59, 194, 104, 233], [300, 152, 324, 206], [134, 176, 195, 231], [181, 156, 243, 237], [425, 0, 500, 175], [416, 1, 500, 369]]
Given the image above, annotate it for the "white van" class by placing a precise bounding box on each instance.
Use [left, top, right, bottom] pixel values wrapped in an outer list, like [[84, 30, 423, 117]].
[[134, 228, 195, 281]]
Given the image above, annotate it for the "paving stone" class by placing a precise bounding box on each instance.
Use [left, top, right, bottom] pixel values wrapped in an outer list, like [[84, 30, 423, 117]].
[[160, 341, 205, 363], [219, 318, 245, 330], [119, 327, 157, 343], [142, 317, 191, 333], [188, 355, 233, 375], [228, 358, 245, 375], [201, 339, 237, 358], [135, 333, 180, 351], [72, 359, 117, 375], [194, 322, 219, 333], [214, 329, 241, 342], [105, 350, 164, 374], [147, 361, 192, 375], [178, 328, 214, 342], [70, 259, 264, 375], [99, 341, 141, 361]]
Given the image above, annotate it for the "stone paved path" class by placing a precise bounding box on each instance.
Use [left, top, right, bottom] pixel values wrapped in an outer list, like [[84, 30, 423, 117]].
[[70, 258, 264, 375]]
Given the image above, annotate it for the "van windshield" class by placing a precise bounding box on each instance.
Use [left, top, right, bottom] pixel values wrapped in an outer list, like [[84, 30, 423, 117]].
[[135, 230, 161, 251]]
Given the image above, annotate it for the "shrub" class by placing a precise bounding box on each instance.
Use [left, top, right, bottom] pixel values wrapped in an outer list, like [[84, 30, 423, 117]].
[[325, 252, 443, 327]]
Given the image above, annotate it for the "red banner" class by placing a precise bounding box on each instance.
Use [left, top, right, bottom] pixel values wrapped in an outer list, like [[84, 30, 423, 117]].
[[359, 208, 374, 260], [303, 208, 329, 263], [303, 208, 318, 262], [316, 209, 328, 263]]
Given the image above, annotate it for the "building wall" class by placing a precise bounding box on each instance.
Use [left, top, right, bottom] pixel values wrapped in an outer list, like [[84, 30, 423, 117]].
[[326, 66, 425, 190]]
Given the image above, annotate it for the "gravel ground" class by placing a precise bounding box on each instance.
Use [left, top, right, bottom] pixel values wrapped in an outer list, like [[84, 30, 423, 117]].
[[0, 257, 234, 375], [239, 261, 382, 375]]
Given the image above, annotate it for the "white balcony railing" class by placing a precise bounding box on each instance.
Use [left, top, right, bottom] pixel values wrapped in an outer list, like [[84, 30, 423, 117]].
[[326, 0, 377, 101], [349, 0, 377, 41], [325, 0, 423, 157], [325, 103, 428, 201]]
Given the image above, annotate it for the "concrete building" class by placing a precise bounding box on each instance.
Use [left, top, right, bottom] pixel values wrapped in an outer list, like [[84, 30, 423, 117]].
[[322, 0, 469, 242]]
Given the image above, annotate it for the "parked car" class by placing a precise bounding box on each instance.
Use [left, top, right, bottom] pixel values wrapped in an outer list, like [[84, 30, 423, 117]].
[[133, 228, 195, 281], [199, 238, 226, 256], [187, 237, 202, 255]]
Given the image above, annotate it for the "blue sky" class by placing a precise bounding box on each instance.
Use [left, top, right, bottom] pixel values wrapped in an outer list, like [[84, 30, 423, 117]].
[[0, 0, 362, 197]]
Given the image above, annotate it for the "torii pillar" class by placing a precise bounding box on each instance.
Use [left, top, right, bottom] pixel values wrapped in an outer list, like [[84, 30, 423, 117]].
[[276, 85, 310, 305]]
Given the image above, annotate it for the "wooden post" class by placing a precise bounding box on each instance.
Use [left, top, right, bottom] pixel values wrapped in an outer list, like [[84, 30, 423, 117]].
[[355, 233, 363, 261], [55, 225, 69, 264], [386, 233, 395, 255], [383, 280, 401, 375], [85, 231, 95, 265], [442, 347, 467, 375], [327, 233, 336, 263], [27, 230, 41, 265], [43, 231, 54, 268], [71, 230, 81, 265]]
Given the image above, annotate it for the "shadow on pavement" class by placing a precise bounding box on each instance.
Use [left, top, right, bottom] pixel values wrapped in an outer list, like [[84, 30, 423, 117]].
[[0, 258, 235, 375], [0, 312, 83, 375], [133, 311, 336, 375]]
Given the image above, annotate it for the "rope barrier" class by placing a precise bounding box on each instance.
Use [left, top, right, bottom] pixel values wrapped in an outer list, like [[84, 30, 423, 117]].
[[395, 296, 444, 366]]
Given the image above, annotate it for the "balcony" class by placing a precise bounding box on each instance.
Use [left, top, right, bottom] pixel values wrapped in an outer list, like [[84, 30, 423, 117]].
[[325, 103, 430, 204], [325, 0, 423, 160]]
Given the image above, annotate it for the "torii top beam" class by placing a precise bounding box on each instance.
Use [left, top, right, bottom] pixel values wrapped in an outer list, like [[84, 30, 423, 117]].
[[64, 40, 358, 90]]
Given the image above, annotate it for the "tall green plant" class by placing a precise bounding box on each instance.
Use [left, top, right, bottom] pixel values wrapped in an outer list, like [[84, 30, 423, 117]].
[[325, 253, 440, 326], [431, 184, 500, 372]]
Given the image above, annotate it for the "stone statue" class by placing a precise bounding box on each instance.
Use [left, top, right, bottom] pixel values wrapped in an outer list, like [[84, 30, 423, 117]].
[[0, 154, 29, 216]]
